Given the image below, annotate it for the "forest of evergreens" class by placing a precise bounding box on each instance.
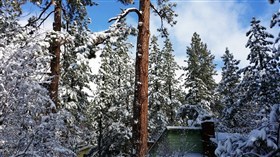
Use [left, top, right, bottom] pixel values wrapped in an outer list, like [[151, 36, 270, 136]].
[[0, 0, 280, 156]]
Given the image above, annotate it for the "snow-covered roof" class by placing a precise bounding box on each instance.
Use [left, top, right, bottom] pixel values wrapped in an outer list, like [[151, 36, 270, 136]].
[[166, 126, 202, 130]]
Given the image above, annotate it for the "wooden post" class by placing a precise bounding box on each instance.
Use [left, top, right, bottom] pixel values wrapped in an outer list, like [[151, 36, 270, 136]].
[[201, 121, 216, 157]]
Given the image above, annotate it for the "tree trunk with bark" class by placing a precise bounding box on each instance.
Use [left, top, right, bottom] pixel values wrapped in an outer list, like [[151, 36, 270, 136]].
[[132, 0, 150, 156], [168, 83, 174, 122], [50, 0, 61, 108]]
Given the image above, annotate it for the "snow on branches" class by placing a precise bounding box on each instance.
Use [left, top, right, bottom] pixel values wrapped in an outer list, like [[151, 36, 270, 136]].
[[108, 8, 141, 24], [0, 14, 77, 156], [215, 104, 280, 157]]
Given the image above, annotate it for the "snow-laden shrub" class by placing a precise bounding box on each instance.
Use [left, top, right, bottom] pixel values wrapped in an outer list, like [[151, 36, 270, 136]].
[[215, 104, 280, 157], [177, 104, 212, 127], [0, 14, 77, 156]]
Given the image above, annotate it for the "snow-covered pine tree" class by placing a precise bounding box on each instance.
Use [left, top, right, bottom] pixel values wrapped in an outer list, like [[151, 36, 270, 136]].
[[217, 48, 241, 131], [184, 33, 217, 108], [0, 13, 77, 156], [0, 0, 147, 156], [161, 37, 183, 124], [148, 35, 167, 140], [268, 0, 280, 106], [92, 25, 134, 156], [0, 1, 137, 155], [59, 23, 97, 151], [215, 104, 280, 156], [233, 18, 279, 132], [48, 0, 95, 107], [58, 5, 138, 152], [179, 33, 217, 126], [148, 35, 183, 140], [215, 4, 280, 155], [178, 33, 217, 126]]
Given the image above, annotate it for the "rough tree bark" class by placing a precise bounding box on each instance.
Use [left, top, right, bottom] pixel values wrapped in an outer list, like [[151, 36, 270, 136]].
[[132, 0, 150, 156], [50, 0, 61, 108]]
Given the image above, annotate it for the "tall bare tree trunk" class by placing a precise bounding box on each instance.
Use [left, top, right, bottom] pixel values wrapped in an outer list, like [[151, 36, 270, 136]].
[[132, 0, 150, 156], [50, 0, 61, 108]]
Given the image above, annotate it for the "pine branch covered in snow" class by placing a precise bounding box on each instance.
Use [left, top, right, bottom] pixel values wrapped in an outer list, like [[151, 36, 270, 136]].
[[90, 20, 135, 156], [0, 13, 76, 156], [215, 104, 280, 157], [108, 8, 141, 24], [88, 22, 137, 51], [230, 18, 280, 132], [216, 48, 241, 131], [148, 35, 184, 139]]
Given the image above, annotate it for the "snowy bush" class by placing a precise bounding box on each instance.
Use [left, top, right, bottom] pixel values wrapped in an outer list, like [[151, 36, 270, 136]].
[[177, 104, 212, 127], [0, 14, 77, 156], [215, 104, 280, 157]]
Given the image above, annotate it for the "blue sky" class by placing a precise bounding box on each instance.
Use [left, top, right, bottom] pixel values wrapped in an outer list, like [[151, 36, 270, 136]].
[[21, 0, 280, 81], [86, 0, 279, 81], [88, 0, 277, 31]]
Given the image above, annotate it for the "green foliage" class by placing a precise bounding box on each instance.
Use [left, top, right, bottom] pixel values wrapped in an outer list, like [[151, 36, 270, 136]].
[[0, 0, 95, 29], [63, 0, 96, 29], [148, 35, 183, 140], [217, 48, 240, 131], [183, 32, 217, 111], [91, 24, 134, 155], [228, 18, 280, 132], [59, 24, 96, 150]]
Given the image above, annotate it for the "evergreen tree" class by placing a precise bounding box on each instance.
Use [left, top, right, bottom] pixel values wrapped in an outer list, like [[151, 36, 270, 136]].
[[148, 35, 183, 140], [215, 104, 280, 157], [178, 33, 217, 126], [104, 0, 177, 154], [161, 37, 183, 123], [0, 2, 136, 155], [148, 35, 167, 140], [128, 1, 177, 155], [0, 14, 76, 156], [1, 0, 96, 106], [215, 2, 280, 155], [59, 23, 97, 150], [148, 35, 165, 140], [183, 32, 217, 112], [217, 48, 241, 130], [234, 18, 279, 131], [92, 30, 134, 156]]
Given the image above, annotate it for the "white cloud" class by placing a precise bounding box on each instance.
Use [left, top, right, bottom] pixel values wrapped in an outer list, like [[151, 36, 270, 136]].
[[169, 1, 251, 68], [149, 1, 273, 83]]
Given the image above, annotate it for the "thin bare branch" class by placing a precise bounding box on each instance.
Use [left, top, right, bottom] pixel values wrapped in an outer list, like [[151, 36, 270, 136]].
[[150, 2, 168, 37], [25, 1, 52, 27], [150, 3, 163, 28], [38, 11, 54, 28]]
